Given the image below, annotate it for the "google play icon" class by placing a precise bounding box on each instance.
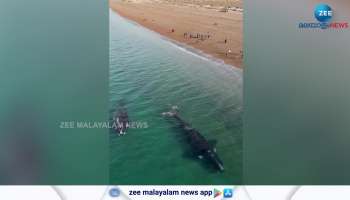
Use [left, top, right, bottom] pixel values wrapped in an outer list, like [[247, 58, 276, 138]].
[[214, 188, 222, 198]]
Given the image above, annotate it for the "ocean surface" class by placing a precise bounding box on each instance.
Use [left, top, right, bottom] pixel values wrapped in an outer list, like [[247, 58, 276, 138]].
[[109, 10, 243, 184]]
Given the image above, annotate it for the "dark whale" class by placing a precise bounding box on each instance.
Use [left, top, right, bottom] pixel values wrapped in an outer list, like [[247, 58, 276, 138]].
[[114, 108, 129, 136], [162, 106, 224, 172]]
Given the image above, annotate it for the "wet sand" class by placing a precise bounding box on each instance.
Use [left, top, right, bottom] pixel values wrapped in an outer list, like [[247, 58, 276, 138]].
[[110, 0, 243, 68]]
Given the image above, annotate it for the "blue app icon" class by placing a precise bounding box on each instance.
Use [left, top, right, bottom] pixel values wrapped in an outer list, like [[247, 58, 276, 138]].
[[109, 188, 120, 197], [223, 188, 233, 198], [314, 4, 332, 22]]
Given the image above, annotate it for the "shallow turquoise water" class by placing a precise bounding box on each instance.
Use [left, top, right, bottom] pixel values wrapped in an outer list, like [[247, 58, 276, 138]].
[[109, 11, 242, 184]]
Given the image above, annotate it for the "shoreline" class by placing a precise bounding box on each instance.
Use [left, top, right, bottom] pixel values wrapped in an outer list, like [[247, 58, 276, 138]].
[[115, 10, 242, 71], [110, 1, 243, 68]]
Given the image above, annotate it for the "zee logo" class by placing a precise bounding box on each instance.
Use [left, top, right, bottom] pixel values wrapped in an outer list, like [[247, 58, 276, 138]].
[[318, 10, 332, 17], [314, 4, 333, 22]]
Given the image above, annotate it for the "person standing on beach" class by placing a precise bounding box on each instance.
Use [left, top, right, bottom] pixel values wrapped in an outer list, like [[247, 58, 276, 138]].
[[226, 49, 232, 56]]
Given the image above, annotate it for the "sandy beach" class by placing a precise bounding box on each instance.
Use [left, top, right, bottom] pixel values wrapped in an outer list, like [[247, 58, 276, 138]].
[[110, 0, 243, 68]]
